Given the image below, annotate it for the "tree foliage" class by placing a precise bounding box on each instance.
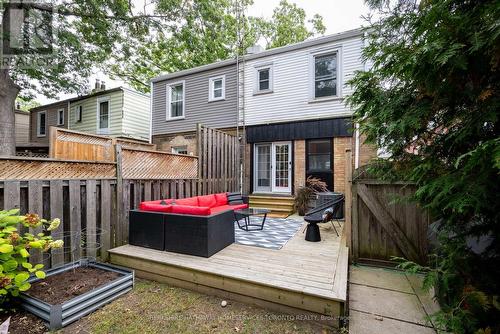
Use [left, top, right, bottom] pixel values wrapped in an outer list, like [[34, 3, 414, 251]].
[[108, 0, 325, 92], [347, 0, 500, 332]]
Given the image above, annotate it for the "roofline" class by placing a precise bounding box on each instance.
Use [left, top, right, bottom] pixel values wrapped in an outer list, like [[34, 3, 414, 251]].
[[151, 28, 363, 83], [30, 86, 149, 111]]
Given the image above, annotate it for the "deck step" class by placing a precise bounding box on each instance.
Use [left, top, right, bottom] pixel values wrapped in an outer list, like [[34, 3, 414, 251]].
[[248, 194, 295, 218]]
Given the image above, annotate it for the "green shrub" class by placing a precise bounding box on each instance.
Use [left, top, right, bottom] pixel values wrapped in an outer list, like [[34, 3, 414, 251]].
[[0, 209, 63, 307]]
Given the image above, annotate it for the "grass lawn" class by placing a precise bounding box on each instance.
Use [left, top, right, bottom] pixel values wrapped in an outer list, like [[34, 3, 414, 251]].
[[59, 279, 339, 334]]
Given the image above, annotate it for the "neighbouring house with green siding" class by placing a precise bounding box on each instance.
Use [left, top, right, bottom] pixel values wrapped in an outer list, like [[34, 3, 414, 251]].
[[27, 86, 150, 155], [69, 87, 150, 141]]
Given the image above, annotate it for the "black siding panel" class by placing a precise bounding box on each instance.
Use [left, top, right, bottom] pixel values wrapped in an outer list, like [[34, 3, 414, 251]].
[[246, 118, 352, 143]]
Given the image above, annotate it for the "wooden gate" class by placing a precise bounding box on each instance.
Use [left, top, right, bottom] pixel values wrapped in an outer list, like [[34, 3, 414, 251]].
[[351, 179, 430, 265]]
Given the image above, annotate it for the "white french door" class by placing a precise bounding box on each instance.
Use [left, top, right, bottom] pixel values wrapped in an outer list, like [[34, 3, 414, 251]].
[[254, 142, 292, 193]]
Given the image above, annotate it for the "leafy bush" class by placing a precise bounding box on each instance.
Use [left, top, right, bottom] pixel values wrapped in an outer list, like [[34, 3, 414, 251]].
[[348, 0, 500, 332], [0, 209, 63, 307]]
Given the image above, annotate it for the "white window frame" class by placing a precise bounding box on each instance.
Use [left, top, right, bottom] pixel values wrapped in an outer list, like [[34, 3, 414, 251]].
[[96, 96, 110, 134], [75, 105, 83, 123], [166, 80, 185, 121], [208, 75, 225, 102], [37, 111, 47, 137], [254, 63, 273, 94], [56, 108, 64, 126], [309, 47, 342, 102], [171, 146, 188, 155]]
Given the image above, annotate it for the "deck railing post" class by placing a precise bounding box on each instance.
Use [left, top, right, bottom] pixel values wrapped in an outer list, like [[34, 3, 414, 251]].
[[344, 149, 353, 262]]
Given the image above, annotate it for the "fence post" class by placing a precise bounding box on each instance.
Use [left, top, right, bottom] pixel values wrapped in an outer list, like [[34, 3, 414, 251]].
[[351, 181, 359, 263], [344, 149, 353, 262], [115, 144, 124, 246], [48, 126, 57, 159], [196, 123, 202, 196]]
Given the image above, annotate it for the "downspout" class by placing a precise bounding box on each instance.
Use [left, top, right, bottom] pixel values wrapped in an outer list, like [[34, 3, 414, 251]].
[[149, 81, 153, 144]]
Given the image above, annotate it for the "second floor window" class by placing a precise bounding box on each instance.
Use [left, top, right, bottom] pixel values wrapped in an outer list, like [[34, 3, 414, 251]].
[[314, 52, 338, 98], [258, 68, 270, 91], [75, 105, 82, 122], [167, 82, 185, 119], [98, 100, 109, 131], [57, 109, 64, 125], [37, 111, 46, 137], [209, 76, 225, 101]]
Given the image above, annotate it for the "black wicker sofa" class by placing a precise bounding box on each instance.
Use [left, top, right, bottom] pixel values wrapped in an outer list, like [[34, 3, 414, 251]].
[[129, 192, 248, 257]]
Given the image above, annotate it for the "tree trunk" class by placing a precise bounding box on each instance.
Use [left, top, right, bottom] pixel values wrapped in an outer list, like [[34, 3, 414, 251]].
[[0, 68, 20, 156]]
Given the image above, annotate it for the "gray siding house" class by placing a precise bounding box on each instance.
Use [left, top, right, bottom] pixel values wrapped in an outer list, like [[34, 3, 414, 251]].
[[151, 60, 237, 155]]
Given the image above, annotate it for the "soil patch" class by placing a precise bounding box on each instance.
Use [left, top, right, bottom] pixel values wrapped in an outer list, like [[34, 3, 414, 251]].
[[27, 266, 120, 304], [0, 310, 46, 334]]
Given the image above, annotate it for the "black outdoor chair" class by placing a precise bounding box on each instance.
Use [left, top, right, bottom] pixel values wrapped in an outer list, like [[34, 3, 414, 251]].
[[303, 195, 345, 241]]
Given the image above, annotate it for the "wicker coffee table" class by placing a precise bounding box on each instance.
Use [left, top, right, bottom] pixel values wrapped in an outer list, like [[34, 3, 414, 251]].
[[234, 208, 271, 231]]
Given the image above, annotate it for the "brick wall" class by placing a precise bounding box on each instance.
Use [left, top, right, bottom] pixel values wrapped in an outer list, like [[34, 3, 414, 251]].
[[293, 140, 306, 193], [333, 137, 352, 193], [152, 132, 198, 155]]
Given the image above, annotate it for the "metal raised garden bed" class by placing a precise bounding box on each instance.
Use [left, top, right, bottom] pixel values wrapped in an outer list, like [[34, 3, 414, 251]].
[[20, 260, 134, 330]]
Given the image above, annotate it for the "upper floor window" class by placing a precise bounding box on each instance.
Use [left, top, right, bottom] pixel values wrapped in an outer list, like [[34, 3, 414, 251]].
[[97, 98, 110, 133], [254, 64, 273, 94], [57, 109, 64, 126], [209, 76, 225, 101], [75, 105, 82, 122], [167, 81, 185, 120], [313, 52, 338, 99], [37, 111, 46, 137]]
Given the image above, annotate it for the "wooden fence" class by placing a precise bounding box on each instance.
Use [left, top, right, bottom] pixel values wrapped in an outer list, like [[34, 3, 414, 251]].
[[197, 124, 240, 194], [49, 127, 156, 162], [351, 178, 430, 265]]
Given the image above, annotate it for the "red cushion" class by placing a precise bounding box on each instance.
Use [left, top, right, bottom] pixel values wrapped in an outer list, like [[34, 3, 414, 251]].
[[209, 203, 248, 215], [197, 194, 217, 208], [139, 203, 173, 213], [229, 203, 249, 211], [175, 197, 199, 206], [214, 193, 228, 206], [170, 205, 211, 216]]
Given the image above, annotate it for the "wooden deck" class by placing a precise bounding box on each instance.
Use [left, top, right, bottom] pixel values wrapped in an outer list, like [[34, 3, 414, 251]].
[[109, 219, 348, 322]]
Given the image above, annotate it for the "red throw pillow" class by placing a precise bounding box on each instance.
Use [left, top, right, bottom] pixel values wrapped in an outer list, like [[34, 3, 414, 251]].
[[170, 205, 210, 216], [214, 193, 228, 206], [175, 197, 199, 206], [197, 194, 217, 208], [139, 203, 172, 213]]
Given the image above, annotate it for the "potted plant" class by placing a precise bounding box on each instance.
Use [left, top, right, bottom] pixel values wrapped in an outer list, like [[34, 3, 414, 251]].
[[293, 176, 328, 216]]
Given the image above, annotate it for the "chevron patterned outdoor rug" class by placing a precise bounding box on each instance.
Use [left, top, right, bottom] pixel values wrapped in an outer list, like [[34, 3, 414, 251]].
[[234, 217, 304, 250]]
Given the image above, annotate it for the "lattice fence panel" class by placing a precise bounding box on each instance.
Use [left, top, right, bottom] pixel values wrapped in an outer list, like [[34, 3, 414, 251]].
[[0, 158, 116, 180], [121, 148, 197, 179]]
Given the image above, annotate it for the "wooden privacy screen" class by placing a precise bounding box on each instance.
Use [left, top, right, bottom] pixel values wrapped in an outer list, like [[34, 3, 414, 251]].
[[197, 124, 240, 194], [351, 180, 430, 265], [49, 127, 156, 162]]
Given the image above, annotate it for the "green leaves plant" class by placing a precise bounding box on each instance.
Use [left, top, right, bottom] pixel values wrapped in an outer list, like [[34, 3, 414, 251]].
[[0, 209, 62, 307]]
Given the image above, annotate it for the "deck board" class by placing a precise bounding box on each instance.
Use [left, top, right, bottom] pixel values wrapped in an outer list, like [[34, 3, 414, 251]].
[[109, 220, 348, 319]]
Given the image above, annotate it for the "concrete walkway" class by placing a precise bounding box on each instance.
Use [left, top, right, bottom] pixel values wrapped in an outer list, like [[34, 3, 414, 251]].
[[348, 265, 440, 334]]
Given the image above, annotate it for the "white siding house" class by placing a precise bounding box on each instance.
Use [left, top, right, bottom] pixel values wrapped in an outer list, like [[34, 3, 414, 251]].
[[241, 29, 364, 126]]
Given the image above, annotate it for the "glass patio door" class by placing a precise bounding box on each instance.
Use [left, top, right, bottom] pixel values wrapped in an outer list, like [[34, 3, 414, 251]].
[[254, 142, 292, 193], [272, 142, 291, 193], [254, 144, 272, 192]]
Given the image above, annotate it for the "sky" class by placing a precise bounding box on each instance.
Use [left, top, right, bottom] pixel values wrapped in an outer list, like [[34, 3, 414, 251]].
[[37, 0, 371, 104]]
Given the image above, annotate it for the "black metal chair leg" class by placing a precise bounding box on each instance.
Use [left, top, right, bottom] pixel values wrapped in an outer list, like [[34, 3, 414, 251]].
[[330, 220, 339, 237]]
